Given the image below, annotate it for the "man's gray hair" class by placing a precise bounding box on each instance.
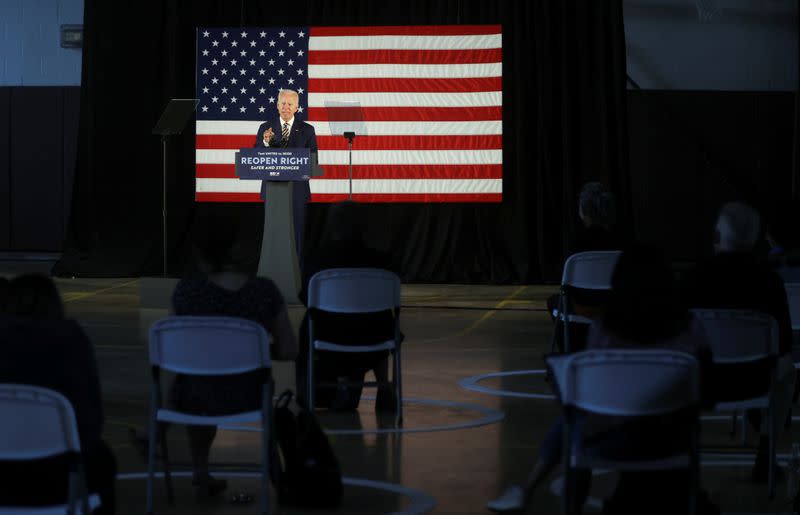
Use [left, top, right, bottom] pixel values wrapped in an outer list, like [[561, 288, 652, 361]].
[[716, 201, 761, 251], [579, 182, 616, 227], [278, 88, 299, 100]]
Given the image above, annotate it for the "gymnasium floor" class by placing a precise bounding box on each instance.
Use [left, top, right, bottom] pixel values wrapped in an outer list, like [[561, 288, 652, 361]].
[[8, 271, 800, 514]]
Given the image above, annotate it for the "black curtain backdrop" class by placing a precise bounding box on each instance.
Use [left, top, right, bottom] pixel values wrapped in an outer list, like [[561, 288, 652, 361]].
[[57, 0, 630, 283]]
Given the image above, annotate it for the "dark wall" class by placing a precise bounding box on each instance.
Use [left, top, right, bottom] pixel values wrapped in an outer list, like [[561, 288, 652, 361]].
[[627, 90, 797, 261], [0, 86, 80, 251]]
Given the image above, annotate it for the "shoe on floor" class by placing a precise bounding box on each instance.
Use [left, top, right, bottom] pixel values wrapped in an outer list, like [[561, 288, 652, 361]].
[[487, 485, 526, 513]]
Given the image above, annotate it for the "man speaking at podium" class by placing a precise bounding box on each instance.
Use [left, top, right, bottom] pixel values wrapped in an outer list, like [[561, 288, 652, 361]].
[[254, 88, 318, 263]]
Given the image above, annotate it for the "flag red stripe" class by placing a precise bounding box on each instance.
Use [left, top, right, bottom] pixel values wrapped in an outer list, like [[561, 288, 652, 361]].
[[308, 48, 501, 65], [196, 164, 238, 178], [307, 77, 501, 93], [314, 135, 502, 150], [310, 25, 502, 37], [196, 192, 263, 203], [195, 192, 502, 203], [318, 165, 502, 179], [196, 163, 502, 179], [310, 193, 503, 203], [197, 134, 501, 150], [306, 106, 502, 121]]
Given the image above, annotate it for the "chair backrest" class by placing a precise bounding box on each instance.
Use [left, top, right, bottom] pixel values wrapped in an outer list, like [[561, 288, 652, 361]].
[[690, 309, 779, 364], [308, 268, 401, 314], [786, 283, 800, 331], [149, 316, 271, 375], [561, 251, 622, 290], [546, 350, 700, 416], [0, 384, 81, 460]]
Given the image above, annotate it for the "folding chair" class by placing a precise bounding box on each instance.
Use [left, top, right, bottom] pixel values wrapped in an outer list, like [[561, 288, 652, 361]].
[[786, 283, 800, 358], [146, 316, 273, 515], [0, 384, 101, 515], [691, 308, 780, 498], [546, 350, 701, 515], [307, 268, 403, 421], [552, 251, 621, 353]]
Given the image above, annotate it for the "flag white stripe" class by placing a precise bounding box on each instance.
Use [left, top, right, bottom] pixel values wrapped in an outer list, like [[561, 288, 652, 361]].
[[308, 63, 501, 79], [197, 178, 261, 193], [309, 120, 502, 136], [197, 120, 503, 136], [309, 34, 501, 51], [196, 178, 502, 194], [308, 91, 501, 108], [197, 149, 502, 165]]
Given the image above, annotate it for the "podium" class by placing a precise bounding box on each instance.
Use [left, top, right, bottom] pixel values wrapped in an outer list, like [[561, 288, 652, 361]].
[[236, 147, 322, 304]]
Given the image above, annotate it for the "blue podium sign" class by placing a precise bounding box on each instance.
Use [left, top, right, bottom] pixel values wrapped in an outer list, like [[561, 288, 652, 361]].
[[235, 147, 311, 181]]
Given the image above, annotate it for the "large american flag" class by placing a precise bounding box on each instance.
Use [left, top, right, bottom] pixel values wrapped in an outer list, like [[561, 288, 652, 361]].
[[195, 25, 502, 202]]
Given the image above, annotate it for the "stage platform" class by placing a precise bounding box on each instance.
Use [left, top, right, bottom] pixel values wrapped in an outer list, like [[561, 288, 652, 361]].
[[2, 273, 797, 514]]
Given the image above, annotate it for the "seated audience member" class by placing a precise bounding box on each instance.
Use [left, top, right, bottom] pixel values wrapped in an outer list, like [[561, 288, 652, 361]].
[[170, 225, 298, 497], [296, 201, 399, 411], [683, 201, 795, 482], [549, 182, 624, 352], [0, 274, 117, 514], [490, 244, 714, 514], [765, 199, 800, 283]]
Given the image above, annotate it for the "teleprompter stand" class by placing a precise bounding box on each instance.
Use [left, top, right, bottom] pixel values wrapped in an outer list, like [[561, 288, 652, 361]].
[[151, 98, 198, 277]]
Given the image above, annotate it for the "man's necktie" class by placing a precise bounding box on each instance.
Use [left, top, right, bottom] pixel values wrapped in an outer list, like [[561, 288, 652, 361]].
[[281, 122, 290, 146]]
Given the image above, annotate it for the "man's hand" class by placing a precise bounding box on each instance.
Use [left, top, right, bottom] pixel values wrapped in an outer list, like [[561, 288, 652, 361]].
[[263, 127, 274, 146]]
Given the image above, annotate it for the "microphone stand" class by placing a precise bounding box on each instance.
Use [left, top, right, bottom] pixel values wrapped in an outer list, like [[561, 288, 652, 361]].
[[344, 131, 356, 201]]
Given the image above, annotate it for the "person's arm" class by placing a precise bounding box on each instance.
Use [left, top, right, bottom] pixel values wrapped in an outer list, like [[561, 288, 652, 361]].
[[254, 124, 275, 148], [269, 305, 298, 360], [307, 122, 318, 153]]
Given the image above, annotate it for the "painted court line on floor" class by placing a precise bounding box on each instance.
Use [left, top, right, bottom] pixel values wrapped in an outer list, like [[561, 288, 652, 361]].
[[62, 278, 139, 303], [460, 369, 556, 400], [219, 396, 504, 435], [118, 471, 436, 515], [414, 285, 528, 344]]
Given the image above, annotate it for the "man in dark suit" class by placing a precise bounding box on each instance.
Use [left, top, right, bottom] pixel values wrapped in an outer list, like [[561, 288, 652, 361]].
[[254, 88, 318, 261]]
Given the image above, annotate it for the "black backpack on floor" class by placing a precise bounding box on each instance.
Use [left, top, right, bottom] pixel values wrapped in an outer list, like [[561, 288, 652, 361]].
[[270, 390, 343, 508]]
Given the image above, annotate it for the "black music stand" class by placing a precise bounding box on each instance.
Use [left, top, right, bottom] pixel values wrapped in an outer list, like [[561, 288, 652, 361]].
[[152, 98, 198, 276]]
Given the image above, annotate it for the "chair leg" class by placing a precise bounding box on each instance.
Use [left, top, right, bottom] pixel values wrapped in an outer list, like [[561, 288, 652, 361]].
[[308, 343, 315, 410], [769, 407, 776, 499], [729, 412, 737, 438], [394, 346, 403, 425], [159, 424, 174, 505], [146, 412, 158, 514], [742, 413, 748, 446], [261, 381, 273, 515]]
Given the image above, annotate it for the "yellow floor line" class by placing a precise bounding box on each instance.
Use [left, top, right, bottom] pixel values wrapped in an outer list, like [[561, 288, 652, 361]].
[[414, 286, 528, 344], [62, 279, 139, 303]]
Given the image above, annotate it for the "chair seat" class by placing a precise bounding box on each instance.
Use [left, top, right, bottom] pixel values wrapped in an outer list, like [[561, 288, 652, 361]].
[[0, 493, 101, 514], [313, 339, 397, 353], [156, 408, 263, 426], [714, 396, 770, 412], [572, 454, 691, 471]]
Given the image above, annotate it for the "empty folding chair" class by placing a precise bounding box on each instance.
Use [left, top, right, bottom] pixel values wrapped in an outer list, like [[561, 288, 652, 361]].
[[146, 316, 273, 515], [547, 350, 701, 515], [0, 384, 101, 515]]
